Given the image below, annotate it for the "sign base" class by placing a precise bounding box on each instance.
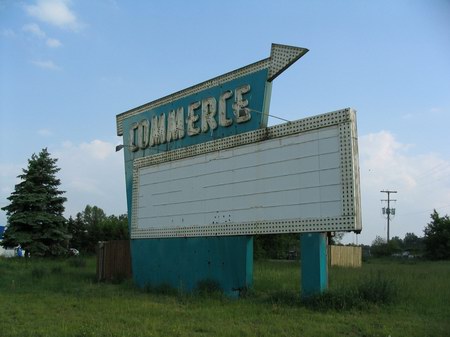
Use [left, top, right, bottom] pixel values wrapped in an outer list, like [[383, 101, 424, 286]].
[[131, 236, 253, 297]]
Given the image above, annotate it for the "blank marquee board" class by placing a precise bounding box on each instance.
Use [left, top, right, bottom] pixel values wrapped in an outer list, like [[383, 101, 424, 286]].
[[131, 108, 361, 239]]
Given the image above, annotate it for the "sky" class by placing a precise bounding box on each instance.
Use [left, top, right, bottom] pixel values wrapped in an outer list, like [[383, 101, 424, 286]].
[[1, 0, 449, 245]]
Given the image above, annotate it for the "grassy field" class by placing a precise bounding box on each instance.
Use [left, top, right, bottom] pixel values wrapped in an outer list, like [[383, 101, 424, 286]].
[[1, 257, 449, 337]]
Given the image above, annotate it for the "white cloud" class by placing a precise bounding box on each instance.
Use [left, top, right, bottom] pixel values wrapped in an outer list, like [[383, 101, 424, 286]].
[[53, 139, 126, 218], [360, 131, 414, 189], [46, 37, 62, 47], [31, 60, 61, 70], [348, 131, 450, 245], [22, 23, 62, 48], [24, 0, 81, 31], [78, 140, 115, 160], [22, 23, 46, 38]]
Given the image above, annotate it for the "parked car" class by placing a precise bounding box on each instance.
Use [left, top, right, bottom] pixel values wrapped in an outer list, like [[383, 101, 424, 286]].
[[68, 248, 80, 256]]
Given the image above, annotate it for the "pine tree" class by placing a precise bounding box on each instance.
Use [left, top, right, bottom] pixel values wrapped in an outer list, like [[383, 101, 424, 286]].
[[1, 148, 69, 257]]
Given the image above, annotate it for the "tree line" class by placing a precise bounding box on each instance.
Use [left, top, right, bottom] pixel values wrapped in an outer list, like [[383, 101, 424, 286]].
[[369, 210, 450, 260], [67, 205, 128, 254]]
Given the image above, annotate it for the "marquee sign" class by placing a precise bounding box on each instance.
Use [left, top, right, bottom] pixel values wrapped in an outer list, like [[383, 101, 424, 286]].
[[130, 108, 361, 239], [115, 44, 361, 296]]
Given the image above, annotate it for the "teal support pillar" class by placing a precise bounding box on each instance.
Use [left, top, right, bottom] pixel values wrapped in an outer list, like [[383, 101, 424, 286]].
[[300, 232, 328, 298]]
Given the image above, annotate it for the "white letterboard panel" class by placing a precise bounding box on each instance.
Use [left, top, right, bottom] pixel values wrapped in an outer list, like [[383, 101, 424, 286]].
[[131, 108, 361, 238]]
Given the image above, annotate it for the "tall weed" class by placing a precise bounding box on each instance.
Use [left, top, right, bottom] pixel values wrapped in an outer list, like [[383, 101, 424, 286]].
[[357, 272, 399, 304], [303, 272, 399, 310]]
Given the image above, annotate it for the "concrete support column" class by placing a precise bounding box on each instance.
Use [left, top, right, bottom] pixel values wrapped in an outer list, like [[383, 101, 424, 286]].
[[300, 232, 328, 298]]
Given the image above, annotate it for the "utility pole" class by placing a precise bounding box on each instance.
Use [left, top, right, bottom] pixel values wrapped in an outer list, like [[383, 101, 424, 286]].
[[381, 190, 397, 242]]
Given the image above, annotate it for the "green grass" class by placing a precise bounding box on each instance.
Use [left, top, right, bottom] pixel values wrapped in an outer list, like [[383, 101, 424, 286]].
[[1, 257, 449, 337]]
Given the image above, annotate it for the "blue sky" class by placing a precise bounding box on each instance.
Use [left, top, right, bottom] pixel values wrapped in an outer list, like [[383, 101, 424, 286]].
[[1, 0, 449, 244]]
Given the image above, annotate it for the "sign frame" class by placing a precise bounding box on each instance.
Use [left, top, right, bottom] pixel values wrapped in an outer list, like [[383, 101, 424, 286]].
[[130, 108, 361, 239]]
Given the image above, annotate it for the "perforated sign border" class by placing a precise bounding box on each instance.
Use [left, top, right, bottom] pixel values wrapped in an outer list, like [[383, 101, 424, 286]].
[[130, 108, 361, 239]]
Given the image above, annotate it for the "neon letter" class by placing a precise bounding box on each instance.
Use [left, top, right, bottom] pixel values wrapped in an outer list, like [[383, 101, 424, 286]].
[[201, 97, 217, 133], [219, 90, 233, 127], [233, 84, 251, 124], [167, 107, 185, 142], [138, 119, 150, 149], [187, 101, 201, 136], [150, 114, 166, 146], [129, 122, 139, 152]]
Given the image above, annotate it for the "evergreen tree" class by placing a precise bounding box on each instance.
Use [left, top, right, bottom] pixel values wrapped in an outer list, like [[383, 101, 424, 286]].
[[1, 148, 69, 257]]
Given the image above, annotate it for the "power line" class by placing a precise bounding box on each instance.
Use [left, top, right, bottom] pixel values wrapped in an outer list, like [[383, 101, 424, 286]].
[[398, 203, 450, 216], [415, 162, 450, 181]]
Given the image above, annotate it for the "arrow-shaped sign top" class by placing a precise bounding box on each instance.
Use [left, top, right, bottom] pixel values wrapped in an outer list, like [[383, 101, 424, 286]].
[[117, 43, 308, 136], [267, 43, 309, 82]]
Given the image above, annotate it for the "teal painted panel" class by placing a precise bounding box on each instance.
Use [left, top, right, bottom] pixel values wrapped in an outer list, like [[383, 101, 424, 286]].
[[132, 236, 253, 297], [300, 233, 328, 298], [122, 68, 268, 158]]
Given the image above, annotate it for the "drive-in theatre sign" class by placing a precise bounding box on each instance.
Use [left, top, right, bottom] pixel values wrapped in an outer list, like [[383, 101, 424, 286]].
[[116, 44, 361, 296], [130, 108, 361, 238]]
